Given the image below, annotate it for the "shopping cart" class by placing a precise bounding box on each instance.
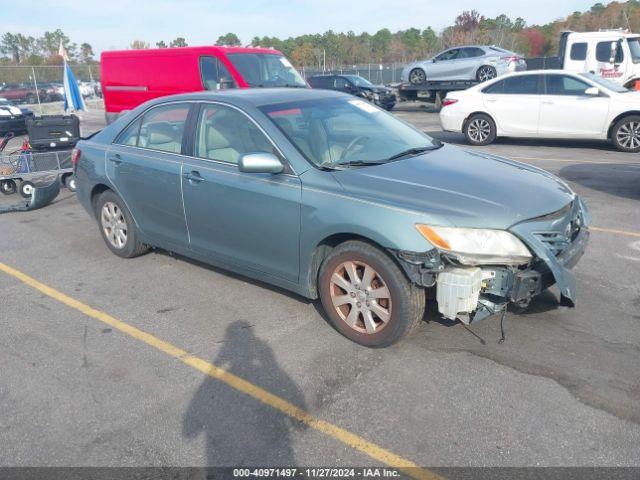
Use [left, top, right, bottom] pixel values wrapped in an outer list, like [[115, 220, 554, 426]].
[[0, 134, 75, 198]]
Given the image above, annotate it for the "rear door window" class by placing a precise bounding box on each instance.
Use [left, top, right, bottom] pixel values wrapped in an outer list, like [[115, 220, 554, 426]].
[[200, 56, 236, 90], [115, 118, 142, 146], [138, 103, 190, 154]]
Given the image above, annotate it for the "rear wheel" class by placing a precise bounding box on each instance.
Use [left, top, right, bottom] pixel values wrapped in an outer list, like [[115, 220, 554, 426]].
[[318, 241, 425, 347], [62, 174, 76, 192], [19, 181, 34, 198], [612, 115, 640, 153], [96, 190, 150, 258], [464, 113, 496, 146], [0, 180, 16, 195], [476, 65, 497, 82], [409, 68, 426, 85]]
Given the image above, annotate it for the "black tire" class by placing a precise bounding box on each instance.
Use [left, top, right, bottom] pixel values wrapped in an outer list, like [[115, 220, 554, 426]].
[[408, 68, 426, 85], [318, 240, 425, 348], [433, 91, 444, 112], [19, 181, 34, 198], [0, 180, 16, 195], [95, 190, 150, 258], [611, 115, 640, 153], [62, 174, 77, 192], [464, 113, 497, 146], [476, 65, 497, 82]]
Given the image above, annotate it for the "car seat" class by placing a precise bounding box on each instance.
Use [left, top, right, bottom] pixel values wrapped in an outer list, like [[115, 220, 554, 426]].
[[146, 122, 181, 153]]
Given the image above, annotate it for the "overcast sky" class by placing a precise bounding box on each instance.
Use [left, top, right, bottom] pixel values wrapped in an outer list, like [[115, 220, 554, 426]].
[[3, 0, 603, 53]]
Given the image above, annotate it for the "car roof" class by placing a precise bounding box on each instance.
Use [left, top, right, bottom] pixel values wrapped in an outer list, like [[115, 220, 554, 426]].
[[143, 87, 349, 108]]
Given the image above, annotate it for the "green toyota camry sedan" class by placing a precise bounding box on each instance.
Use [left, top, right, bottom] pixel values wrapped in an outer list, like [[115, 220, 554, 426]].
[[74, 88, 589, 347]]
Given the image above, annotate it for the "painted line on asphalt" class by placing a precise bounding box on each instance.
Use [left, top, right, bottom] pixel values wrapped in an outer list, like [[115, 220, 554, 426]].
[[509, 155, 640, 165], [0, 261, 441, 480], [591, 226, 640, 238]]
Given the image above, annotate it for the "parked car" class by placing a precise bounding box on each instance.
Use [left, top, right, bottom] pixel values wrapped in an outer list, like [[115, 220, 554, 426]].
[[101, 46, 307, 124], [78, 81, 96, 98], [402, 45, 526, 85], [40, 83, 64, 102], [0, 97, 30, 133], [440, 70, 640, 152], [543, 30, 640, 88], [74, 88, 589, 347], [308, 74, 396, 110], [0, 83, 46, 104]]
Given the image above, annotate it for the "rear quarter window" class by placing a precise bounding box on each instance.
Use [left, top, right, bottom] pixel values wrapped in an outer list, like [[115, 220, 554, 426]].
[[570, 43, 588, 61]]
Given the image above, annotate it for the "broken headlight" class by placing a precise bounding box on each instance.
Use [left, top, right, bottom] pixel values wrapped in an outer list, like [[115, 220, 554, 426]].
[[416, 224, 532, 266]]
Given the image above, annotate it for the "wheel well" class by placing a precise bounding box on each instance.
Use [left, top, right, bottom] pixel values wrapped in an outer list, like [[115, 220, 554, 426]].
[[463, 111, 496, 130], [307, 233, 390, 299], [90, 184, 111, 215], [607, 111, 640, 139]]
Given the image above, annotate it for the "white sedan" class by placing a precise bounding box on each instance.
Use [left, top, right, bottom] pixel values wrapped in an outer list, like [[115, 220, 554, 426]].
[[440, 70, 640, 152]]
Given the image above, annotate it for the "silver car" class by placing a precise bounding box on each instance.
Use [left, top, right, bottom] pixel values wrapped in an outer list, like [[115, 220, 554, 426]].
[[402, 45, 527, 85]]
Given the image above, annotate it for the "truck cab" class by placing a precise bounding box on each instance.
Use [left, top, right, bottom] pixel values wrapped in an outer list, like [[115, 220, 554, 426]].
[[560, 30, 640, 88]]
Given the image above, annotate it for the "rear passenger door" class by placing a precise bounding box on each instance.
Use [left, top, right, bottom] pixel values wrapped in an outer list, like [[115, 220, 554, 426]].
[[181, 102, 302, 283], [107, 102, 191, 250], [482, 75, 542, 135]]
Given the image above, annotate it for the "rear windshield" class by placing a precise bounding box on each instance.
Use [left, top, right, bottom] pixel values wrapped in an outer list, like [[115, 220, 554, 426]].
[[226, 53, 307, 88]]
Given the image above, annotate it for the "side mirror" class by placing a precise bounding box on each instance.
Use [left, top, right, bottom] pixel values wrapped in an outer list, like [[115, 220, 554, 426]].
[[585, 86, 600, 96], [432, 58, 437, 63], [218, 77, 235, 90], [238, 153, 284, 174]]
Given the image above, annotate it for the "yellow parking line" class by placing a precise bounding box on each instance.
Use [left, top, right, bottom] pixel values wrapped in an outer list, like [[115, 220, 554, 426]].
[[591, 226, 640, 238], [0, 261, 441, 480]]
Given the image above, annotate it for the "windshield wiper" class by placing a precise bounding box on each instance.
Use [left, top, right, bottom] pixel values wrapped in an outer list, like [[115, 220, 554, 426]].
[[332, 159, 387, 168], [386, 144, 443, 162]]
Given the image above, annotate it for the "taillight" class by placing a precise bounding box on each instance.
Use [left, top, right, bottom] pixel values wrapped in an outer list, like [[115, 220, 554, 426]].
[[501, 56, 520, 63], [71, 148, 81, 168], [442, 98, 459, 107]]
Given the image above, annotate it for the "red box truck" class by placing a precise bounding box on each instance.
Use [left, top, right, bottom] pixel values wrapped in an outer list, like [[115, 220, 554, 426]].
[[100, 46, 307, 123]]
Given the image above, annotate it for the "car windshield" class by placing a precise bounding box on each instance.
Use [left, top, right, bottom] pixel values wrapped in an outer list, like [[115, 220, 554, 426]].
[[627, 37, 640, 63], [226, 53, 307, 88], [579, 72, 629, 92], [343, 75, 372, 87], [260, 97, 440, 169]]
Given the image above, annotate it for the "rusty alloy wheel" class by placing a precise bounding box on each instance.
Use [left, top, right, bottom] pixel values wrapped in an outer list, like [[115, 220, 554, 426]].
[[329, 260, 392, 334]]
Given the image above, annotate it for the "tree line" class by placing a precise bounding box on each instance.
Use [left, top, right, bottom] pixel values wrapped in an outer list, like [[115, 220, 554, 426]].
[[2, 2, 640, 69]]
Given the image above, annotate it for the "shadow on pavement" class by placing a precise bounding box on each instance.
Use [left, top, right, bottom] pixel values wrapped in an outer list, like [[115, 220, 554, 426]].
[[183, 320, 307, 466], [560, 162, 640, 201]]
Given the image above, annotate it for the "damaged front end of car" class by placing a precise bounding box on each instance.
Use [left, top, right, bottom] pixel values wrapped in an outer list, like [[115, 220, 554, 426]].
[[393, 198, 590, 324]]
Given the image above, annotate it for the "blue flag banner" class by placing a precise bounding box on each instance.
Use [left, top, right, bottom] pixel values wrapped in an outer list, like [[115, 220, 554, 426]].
[[63, 62, 87, 112]]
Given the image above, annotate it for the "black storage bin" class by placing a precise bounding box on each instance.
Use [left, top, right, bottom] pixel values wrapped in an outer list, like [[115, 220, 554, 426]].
[[27, 115, 80, 150]]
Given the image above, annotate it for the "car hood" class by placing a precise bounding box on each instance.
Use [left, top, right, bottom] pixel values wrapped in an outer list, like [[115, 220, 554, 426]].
[[331, 144, 575, 230]]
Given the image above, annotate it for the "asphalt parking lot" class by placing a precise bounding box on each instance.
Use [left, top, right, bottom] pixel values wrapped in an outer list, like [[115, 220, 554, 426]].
[[1, 104, 639, 474]]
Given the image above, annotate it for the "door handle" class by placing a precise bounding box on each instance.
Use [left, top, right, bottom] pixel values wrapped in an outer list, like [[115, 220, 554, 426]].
[[541, 100, 554, 104], [108, 153, 122, 164], [183, 170, 204, 183], [486, 97, 497, 102]]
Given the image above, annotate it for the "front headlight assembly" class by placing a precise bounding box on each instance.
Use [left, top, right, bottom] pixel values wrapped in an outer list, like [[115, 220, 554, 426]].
[[416, 224, 532, 266]]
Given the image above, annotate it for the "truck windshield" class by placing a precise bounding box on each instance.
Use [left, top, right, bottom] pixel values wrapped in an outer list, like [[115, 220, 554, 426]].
[[226, 53, 307, 88], [628, 37, 640, 63]]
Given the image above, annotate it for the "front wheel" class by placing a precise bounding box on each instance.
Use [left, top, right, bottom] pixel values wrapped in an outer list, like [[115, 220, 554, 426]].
[[318, 241, 425, 347], [408, 68, 426, 85], [0, 180, 17, 195], [612, 115, 640, 153], [464, 113, 497, 146], [96, 190, 150, 258]]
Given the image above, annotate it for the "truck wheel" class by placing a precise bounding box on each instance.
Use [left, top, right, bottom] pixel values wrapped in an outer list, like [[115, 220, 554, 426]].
[[464, 113, 496, 146], [19, 181, 34, 198], [612, 115, 640, 153], [1, 180, 17, 195], [318, 240, 425, 347], [476, 65, 497, 82], [409, 68, 426, 85]]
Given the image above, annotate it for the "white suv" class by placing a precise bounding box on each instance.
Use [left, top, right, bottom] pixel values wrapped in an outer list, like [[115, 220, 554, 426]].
[[440, 70, 640, 152]]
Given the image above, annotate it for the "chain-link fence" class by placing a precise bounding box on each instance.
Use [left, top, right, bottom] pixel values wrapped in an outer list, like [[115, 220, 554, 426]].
[[0, 65, 102, 113], [300, 63, 405, 85]]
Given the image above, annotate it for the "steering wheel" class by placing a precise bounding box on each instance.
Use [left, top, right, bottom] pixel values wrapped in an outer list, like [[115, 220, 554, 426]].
[[339, 136, 370, 162]]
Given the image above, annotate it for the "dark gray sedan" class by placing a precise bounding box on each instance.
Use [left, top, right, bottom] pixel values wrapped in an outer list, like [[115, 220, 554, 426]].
[[74, 88, 588, 347]]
